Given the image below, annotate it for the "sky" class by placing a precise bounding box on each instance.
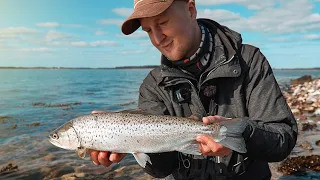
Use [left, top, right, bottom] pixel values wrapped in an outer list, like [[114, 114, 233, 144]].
[[0, 0, 319, 68]]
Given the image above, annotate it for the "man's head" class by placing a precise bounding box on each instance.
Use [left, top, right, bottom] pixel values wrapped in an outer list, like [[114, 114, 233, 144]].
[[122, 0, 200, 61]]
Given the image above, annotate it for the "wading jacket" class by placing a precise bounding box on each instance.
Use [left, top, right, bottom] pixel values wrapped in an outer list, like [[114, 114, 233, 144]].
[[138, 19, 298, 180]]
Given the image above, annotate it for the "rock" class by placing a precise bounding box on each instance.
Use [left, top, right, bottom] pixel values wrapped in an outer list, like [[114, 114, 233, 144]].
[[291, 109, 300, 115], [48, 166, 74, 178], [43, 154, 57, 161], [303, 106, 315, 113], [291, 75, 312, 85], [278, 155, 320, 175], [0, 163, 19, 175], [299, 141, 313, 150], [314, 108, 320, 116], [11, 124, 17, 129], [298, 122, 317, 131], [316, 140, 320, 146], [61, 173, 87, 180], [297, 115, 307, 120]]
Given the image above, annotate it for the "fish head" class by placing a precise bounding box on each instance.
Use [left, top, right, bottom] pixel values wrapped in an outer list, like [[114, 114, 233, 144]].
[[48, 121, 80, 150]]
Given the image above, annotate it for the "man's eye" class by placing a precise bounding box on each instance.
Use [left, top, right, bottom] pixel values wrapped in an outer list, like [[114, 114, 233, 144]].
[[160, 21, 168, 26]]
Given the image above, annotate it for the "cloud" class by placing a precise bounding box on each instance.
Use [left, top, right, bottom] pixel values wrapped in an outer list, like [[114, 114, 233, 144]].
[[117, 31, 148, 38], [19, 47, 54, 52], [36, 22, 60, 28], [139, 40, 152, 46], [36, 22, 83, 28], [95, 30, 106, 36], [70, 40, 119, 47], [197, 0, 320, 34], [44, 30, 73, 42], [98, 19, 124, 26], [269, 37, 291, 42], [0, 27, 38, 38], [303, 34, 320, 40], [121, 50, 146, 54], [196, 0, 278, 10], [112, 8, 133, 17]]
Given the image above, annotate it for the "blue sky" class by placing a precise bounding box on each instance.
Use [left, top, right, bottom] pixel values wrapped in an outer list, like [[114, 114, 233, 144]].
[[0, 0, 319, 68]]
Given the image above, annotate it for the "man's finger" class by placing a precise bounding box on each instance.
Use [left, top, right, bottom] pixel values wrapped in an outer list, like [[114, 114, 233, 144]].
[[98, 151, 111, 167], [202, 115, 227, 124], [88, 150, 100, 165], [109, 153, 126, 163]]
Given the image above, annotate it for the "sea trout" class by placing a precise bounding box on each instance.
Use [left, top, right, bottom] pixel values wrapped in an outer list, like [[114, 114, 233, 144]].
[[48, 111, 247, 168]]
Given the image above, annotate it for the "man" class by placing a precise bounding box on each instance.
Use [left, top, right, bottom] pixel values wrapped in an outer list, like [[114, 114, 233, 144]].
[[89, 0, 298, 179]]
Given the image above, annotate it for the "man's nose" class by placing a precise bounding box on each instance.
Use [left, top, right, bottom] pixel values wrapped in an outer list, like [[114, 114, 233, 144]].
[[152, 29, 165, 46]]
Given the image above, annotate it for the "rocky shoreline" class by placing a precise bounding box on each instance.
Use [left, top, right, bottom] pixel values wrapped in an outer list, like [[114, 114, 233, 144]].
[[269, 75, 320, 179]]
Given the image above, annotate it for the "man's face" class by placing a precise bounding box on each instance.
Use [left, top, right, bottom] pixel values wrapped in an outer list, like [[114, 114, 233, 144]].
[[140, 1, 197, 61]]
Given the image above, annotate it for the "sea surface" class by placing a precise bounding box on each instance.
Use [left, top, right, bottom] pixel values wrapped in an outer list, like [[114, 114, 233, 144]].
[[0, 69, 320, 179]]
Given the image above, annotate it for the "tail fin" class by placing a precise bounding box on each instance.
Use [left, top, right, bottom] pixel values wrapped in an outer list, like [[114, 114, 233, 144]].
[[218, 118, 247, 154]]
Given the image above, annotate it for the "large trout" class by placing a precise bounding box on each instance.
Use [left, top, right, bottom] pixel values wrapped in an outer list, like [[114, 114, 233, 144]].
[[48, 111, 247, 168]]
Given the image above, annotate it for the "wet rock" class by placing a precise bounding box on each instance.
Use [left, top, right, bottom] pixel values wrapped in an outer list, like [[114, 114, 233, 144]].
[[0, 163, 18, 175], [47, 166, 74, 179], [0, 116, 12, 123], [11, 124, 17, 129], [278, 155, 320, 175], [43, 154, 57, 161], [314, 108, 320, 116], [61, 172, 87, 180], [291, 109, 301, 115], [26, 122, 40, 127], [299, 141, 313, 151], [298, 122, 317, 131], [297, 115, 307, 120], [291, 75, 312, 85], [316, 140, 320, 146], [32, 102, 82, 108]]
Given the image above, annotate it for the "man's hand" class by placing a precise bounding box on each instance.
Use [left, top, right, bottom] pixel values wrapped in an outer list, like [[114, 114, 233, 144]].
[[88, 149, 126, 167], [88, 110, 127, 167], [196, 116, 232, 156]]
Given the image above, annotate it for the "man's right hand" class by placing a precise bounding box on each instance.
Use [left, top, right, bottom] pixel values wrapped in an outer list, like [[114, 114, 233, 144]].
[[88, 149, 126, 167], [88, 110, 127, 167]]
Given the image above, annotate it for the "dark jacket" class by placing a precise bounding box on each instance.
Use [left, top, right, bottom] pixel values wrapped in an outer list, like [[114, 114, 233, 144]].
[[138, 19, 298, 180]]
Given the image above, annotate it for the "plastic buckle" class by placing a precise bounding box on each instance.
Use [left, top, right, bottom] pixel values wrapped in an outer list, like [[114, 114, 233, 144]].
[[175, 88, 191, 103]]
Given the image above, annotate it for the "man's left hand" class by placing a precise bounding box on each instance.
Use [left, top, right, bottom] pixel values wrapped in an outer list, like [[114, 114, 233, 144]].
[[196, 116, 232, 156]]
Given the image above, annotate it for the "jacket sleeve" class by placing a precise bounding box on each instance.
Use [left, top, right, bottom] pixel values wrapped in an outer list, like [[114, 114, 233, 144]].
[[242, 46, 298, 162], [137, 74, 179, 178]]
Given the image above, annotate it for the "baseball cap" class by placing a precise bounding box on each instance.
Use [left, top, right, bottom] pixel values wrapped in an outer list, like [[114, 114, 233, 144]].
[[121, 0, 182, 35]]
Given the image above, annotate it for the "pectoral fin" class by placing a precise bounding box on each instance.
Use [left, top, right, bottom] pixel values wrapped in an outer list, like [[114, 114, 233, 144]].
[[178, 141, 202, 155], [77, 147, 88, 160], [132, 152, 152, 168]]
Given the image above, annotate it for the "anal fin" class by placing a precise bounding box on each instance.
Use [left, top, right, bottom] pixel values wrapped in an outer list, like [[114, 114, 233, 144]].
[[133, 152, 152, 168]]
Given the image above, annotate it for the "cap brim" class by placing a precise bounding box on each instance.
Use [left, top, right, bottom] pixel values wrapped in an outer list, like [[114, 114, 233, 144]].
[[121, 1, 173, 35]]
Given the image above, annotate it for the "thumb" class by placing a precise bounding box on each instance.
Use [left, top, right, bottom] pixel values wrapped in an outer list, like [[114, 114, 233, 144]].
[[196, 135, 210, 144]]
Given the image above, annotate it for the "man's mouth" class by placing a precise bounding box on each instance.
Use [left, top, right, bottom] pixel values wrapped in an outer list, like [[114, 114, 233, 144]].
[[162, 41, 173, 51]]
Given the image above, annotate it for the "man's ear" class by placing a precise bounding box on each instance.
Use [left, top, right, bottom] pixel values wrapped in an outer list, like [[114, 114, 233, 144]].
[[187, 0, 197, 19]]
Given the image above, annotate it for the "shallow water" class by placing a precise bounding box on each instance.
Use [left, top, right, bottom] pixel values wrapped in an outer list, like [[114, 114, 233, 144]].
[[0, 68, 320, 179]]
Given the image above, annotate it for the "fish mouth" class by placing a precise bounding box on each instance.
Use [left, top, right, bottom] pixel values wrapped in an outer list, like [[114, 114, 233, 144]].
[[48, 137, 74, 150]]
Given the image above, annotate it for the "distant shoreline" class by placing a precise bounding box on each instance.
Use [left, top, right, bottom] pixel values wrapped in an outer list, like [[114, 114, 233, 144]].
[[0, 66, 159, 70], [0, 66, 319, 70]]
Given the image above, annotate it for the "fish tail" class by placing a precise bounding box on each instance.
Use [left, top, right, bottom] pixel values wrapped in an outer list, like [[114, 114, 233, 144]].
[[216, 118, 247, 153]]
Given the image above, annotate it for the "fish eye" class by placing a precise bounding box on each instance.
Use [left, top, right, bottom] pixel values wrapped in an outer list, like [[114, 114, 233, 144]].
[[52, 133, 59, 139]]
